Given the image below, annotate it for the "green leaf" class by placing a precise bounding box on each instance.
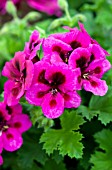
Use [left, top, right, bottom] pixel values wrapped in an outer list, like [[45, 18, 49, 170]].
[[43, 159, 66, 170], [40, 110, 85, 158], [77, 105, 99, 121], [89, 87, 112, 125], [30, 106, 54, 131], [18, 130, 48, 168], [90, 129, 112, 170]]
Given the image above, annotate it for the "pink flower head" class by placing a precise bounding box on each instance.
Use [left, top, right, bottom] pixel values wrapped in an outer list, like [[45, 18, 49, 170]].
[[24, 30, 42, 63], [2, 51, 34, 106], [27, 0, 62, 17], [26, 61, 81, 119], [42, 23, 92, 64], [69, 47, 111, 96], [0, 102, 32, 152]]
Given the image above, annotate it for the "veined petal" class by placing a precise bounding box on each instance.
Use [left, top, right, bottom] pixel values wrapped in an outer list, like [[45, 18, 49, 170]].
[[4, 80, 24, 106], [32, 61, 50, 85], [63, 91, 81, 108], [10, 114, 32, 134], [12, 51, 25, 72], [42, 37, 72, 55], [69, 47, 91, 69], [45, 62, 78, 91], [88, 44, 106, 59], [85, 59, 111, 78], [83, 76, 108, 96], [3, 128, 23, 152], [25, 84, 50, 106], [25, 60, 34, 90], [42, 92, 64, 119]]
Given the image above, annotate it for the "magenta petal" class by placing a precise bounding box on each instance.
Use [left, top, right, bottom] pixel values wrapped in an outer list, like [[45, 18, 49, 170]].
[[42, 92, 64, 119], [69, 47, 91, 69], [10, 114, 32, 134], [7, 104, 22, 116], [12, 51, 25, 72], [32, 61, 50, 84], [43, 37, 72, 55], [45, 62, 78, 91], [83, 76, 108, 96], [4, 80, 24, 106], [0, 155, 3, 166], [88, 44, 106, 59], [0, 137, 3, 153], [85, 59, 111, 78], [3, 128, 23, 152], [27, 0, 61, 16], [25, 60, 34, 90], [26, 84, 50, 106], [63, 91, 81, 108]]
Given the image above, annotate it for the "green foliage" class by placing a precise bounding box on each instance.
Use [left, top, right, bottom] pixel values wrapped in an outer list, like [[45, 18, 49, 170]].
[[78, 87, 112, 125], [30, 106, 54, 131], [40, 110, 85, 158], [90, 129, 112, 170]]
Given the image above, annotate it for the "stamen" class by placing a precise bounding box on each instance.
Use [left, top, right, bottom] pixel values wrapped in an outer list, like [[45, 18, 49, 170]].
[[83, 73, 89, 79], [51, 89, 58, 95]]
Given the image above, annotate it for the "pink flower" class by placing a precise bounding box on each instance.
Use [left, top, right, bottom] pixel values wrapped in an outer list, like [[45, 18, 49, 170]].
[[27, 0, 62, 16], [42, 23, 91, 64], [26, 61, 81, 119], [24, 30, 42, 63], [2, 51, 34, 106], [0, 102, 32, 152], [69, 46, 111, 96]]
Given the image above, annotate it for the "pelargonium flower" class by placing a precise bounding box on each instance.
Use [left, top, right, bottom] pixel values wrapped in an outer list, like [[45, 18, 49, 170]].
[[0, 102, 32, 152], [26, 61, 81, 119], [2, 51, 34, 106], [27, 0, 62, 16], [24, 30, 42, 63], [42, 23, 91, 64], [68, 46, 111, 96]]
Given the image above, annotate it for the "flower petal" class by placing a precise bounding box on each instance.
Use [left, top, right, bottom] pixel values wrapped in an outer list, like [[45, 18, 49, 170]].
[[10, 114, 32, 134], [24, 60, 34, 90], [3, 128, 23, 152], [69, 47, 91, 69], [4, 80, 24, 106], [63, 91, 81, 108], [85, 59, 111, 78], [25, 84, 50, 106], [42, 92, 64, 119], [83, 76, 108, 96]]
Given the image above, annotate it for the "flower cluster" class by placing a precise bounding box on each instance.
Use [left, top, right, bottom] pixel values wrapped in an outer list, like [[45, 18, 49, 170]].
[[1, 22, 111, 165], [0, 0, 61, 16], [0, 102, 32, 165]]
